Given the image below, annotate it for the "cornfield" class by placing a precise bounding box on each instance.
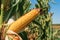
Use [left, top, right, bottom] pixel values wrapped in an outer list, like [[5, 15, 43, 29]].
[[0, 0, 59, 40]]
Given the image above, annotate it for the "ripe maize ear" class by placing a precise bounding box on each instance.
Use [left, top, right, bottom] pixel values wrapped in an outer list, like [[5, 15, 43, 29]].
[[8, 8, 40, 33]]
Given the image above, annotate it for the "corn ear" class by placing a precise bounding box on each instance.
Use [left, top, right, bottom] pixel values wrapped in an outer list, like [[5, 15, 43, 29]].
[[8, 8, 40, 33]]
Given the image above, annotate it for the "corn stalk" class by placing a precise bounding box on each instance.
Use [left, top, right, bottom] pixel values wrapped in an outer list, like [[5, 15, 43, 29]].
[[0, 0, 5, 40], [0, 0, 4, 31]]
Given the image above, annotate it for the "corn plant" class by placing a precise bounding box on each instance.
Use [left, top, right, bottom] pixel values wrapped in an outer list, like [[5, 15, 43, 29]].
[[0, 0, 52, 40]]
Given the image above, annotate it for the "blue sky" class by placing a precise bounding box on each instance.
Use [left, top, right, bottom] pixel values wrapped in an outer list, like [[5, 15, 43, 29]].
[[49, 0, 60, 24], [30, 0, 60, 24]]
